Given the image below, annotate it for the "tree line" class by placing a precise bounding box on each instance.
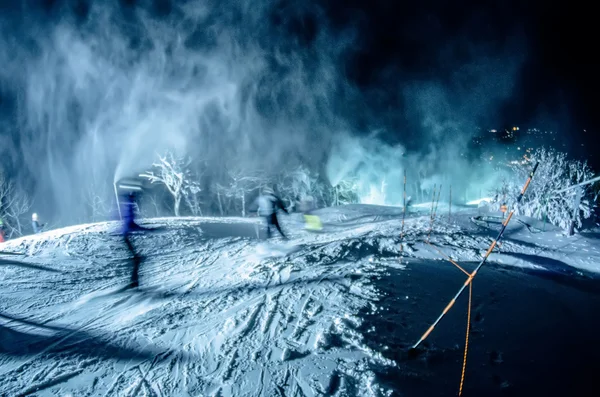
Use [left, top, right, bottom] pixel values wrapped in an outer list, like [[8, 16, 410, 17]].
[[1, 147, 597, 238]]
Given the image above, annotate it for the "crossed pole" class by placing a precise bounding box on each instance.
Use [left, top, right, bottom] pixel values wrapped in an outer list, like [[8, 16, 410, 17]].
[[411, 162, 539, 349]]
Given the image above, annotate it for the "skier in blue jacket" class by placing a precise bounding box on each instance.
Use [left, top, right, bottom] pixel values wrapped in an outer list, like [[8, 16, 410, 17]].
[[120, 192, 143, 288]]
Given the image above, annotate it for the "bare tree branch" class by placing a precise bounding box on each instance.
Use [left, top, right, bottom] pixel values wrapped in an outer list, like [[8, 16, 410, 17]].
[[219, 166, 271, 217], [0, 172, 33, 238], [85, 183, 111, 222], [140, 152, 200, 217]]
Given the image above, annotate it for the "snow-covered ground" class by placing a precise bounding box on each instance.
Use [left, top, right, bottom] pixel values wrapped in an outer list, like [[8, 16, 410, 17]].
[[1, 205, 600, 396]]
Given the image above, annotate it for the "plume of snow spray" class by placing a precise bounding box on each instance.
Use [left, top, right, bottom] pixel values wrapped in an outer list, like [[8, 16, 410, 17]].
[[325, 43, 527, 206], [0, 1, 348, 223], [0, 1, 528, 223]]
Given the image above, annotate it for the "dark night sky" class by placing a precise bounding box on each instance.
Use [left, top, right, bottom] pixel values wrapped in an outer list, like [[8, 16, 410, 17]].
[[8, 1, 598, 120], [4, 1, 599, 139], [1, 0, 598, 181], [317, 0, 598, 165]]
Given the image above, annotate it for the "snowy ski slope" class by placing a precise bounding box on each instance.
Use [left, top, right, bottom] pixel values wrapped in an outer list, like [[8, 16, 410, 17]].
[[1, 205, 600, 396]]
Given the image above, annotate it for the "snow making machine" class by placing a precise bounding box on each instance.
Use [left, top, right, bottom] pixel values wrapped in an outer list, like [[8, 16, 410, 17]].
[[114, 177, 149, 221]]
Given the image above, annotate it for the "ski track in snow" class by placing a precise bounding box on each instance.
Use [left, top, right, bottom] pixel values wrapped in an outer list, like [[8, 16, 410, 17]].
[[0, 216, 395, 396], [1, 207, 599, 396]]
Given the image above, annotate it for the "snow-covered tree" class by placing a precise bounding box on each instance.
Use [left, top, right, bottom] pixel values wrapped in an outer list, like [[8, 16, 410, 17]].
[[0, 171, 32, 238], [331, 177, 360, 206], [84, 181, 112, 222], [276, 165, 324, 210], [220, 167, 271, 217], [215, 183, 227, 216], [145, 194, 161, 218], [182, 160, 206, 216], [490, 175, 512, 209], [183, 184, 203, 216], [140, 152, 200, 217], [491, 148, 596, 235]]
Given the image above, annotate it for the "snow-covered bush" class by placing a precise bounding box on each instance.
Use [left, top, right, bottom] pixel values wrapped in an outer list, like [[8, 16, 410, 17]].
[[491, 148, 596, 234]]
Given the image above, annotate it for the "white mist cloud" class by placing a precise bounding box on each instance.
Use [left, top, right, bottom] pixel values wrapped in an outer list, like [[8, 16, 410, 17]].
[[326, 132, 406, 205], [1, 1, 349, 222], [0, 1, 530, 222]]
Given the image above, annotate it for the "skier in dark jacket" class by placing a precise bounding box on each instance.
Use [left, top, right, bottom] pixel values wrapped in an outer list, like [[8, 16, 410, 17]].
[[121, 193, 143, 288], [254, 188, 289, 239]]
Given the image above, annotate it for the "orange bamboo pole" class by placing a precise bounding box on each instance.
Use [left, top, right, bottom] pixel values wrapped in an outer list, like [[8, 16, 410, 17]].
[[412, 162, 539, 349]]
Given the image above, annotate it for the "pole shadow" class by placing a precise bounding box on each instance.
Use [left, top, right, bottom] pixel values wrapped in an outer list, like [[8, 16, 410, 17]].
[[0, 258, 62, 273], [0, 315, 173, 363], [112, 273, 366, 303]]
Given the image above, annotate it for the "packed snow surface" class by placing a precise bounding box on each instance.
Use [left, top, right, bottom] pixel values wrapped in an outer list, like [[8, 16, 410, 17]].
[[1, 205, 600, 396]]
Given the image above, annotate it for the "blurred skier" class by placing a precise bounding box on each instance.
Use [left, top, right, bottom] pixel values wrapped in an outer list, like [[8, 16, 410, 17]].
[[122, 192, 142, 234], [121, 192, 143, 288], [32, 213, 45, 234], [405, 195, 413, 210], [295, 195, 322, 231], [254, 187, 289, 240]]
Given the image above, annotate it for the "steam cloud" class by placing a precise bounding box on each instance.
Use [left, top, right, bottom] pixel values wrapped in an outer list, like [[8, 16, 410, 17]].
[[0, 1, 528, 224]]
